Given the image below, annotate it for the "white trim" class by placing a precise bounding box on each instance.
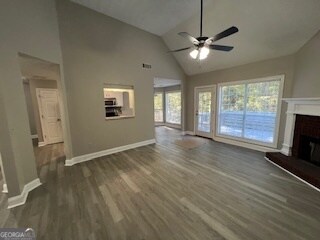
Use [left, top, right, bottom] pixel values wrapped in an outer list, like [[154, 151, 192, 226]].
[[7, 178, 42, 209], [213, 136, 279, 152], [31, 134, 38, 139], [216, 74, 285, 149], [281, 97, 320, 156], [2, 183, 8, 193], [195, 84, 217, 88], [194, 85, 216, 138], [280, 143, 291, 156], [265, 157, 320, 192], [282, 97, 320, 103], [182, 131, 195, 136], [65, 139, 156, 166], [217, 75, 285, 86], [164, 123, 181, 129], [38, 141, 46, 147]]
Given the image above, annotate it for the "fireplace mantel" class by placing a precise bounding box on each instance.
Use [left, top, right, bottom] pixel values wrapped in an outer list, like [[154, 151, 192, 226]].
[[281, 98, 320, 156]]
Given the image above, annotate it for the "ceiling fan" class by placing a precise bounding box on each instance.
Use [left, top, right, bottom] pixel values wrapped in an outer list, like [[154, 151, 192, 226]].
[[169, 0, 239, 60]]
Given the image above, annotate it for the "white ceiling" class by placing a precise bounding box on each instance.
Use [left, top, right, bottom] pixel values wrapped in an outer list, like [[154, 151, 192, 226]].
[[18, 54, 61, 81], [71, 0, 209, 35], [163, 0, 320, 75], [154, 78, 181, 88], [71, 0, 320, 75]]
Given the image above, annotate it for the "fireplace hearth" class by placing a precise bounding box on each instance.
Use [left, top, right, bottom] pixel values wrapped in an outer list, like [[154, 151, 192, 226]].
[[266, 98, 320, 190]]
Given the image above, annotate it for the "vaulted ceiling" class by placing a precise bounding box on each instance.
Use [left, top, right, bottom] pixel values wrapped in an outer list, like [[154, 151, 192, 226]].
[[71, 0, 320, 75]]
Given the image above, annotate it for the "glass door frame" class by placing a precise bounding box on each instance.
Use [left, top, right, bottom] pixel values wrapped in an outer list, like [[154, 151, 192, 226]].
[[194, 85, 216, 138]]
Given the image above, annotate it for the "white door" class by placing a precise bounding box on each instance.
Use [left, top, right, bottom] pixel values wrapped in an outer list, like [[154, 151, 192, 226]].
[[37, 89, 63, 144], [195, 86, 216, 138]]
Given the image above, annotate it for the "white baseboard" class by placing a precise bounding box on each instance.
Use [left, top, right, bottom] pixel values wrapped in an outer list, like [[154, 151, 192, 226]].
[[2, 183, 8, 193], [182, 131, 195, 136], [265, 157, 320, 192], [7, 178, 42, 209], [164, 123, 181, 129], [280, 144, 291, 156], [65, 139, 156, 166], [213, 136, 278, 153], [38, 141, 46, 147], [31, 134, 38, 139]]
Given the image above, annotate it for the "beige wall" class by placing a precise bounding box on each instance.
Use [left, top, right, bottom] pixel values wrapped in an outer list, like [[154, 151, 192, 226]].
[[292, 30, 320, 98], [186, 55, 296, 149], [23, 82, 37, 135], [0, 83, 21, 195], [56, 0, 185, 157], [0, 0, 71, 197]]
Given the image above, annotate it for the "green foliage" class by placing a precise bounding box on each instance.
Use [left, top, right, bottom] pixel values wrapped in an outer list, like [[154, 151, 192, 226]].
[[221, 85, 245, 111], [198, 92, 211, 113], [154, 93, 163, 110], [166, 92, 181, 111], [221, 81, 280, 113]]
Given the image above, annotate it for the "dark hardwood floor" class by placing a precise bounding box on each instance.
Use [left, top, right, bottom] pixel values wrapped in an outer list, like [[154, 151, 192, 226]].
[[0, 126, 320, 239]]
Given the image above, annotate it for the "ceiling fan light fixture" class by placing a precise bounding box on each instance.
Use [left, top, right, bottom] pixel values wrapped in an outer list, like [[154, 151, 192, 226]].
[[169, 0, 238, 60], [199, 47, 209, 60], [189, 49, 199, 59]]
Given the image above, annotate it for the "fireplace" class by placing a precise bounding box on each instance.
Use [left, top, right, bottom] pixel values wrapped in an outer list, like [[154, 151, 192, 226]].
[[292, 115, 320, 166], [266, 98, 320, 189]]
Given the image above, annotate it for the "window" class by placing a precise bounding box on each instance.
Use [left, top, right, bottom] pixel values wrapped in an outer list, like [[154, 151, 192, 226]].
[[154, 92, 163, 122], [165, 91, 181, 125], [217, 76, 284, 147], [104, 85, 135, 119]]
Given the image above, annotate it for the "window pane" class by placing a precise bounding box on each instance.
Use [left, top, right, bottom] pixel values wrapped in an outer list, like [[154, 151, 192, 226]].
[[197, 92, 211, 133], [219, 85, 245, 137], [244, 81, 280, 143], [154, 92, 163, 122], [166, 92, 181, 124]]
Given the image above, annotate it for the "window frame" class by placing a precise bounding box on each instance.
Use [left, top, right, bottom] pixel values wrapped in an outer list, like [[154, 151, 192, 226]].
[[216, 75, 285, 148], [165, 90, 182, 125], [154, 91, 164, 123]]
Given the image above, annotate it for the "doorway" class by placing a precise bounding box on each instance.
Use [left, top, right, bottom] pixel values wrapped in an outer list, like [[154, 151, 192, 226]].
[[194, 85, 216, 138], [153, 78, 182, 129], [18, 53, 67, 167]]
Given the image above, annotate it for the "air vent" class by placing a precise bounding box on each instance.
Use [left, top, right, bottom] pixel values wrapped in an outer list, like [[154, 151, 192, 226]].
[[142, 63, 152, 69]]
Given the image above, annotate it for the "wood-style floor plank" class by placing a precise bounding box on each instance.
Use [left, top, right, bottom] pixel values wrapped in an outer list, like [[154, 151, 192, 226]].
[[0, 127, 319, 239]]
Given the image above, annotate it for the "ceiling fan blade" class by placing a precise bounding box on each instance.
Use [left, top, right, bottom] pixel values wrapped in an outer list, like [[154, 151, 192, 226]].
[[168, 47, 192, 53], [209, 45, 234, 51], [178, 32, 199, 44], [207, 26, 239, 43]]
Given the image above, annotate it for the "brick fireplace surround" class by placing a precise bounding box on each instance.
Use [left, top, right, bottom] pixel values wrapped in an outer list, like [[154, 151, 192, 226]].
[[266, 98, 320, 190]]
